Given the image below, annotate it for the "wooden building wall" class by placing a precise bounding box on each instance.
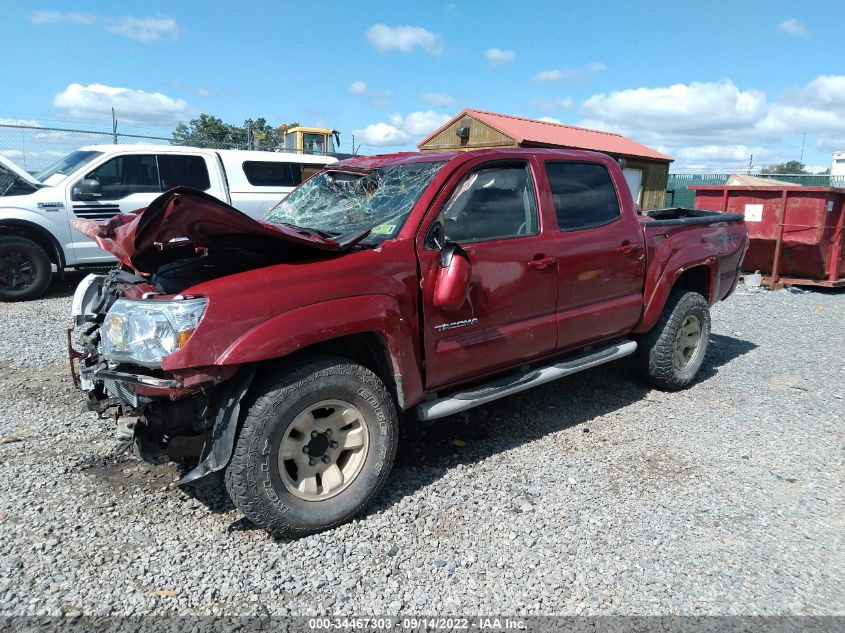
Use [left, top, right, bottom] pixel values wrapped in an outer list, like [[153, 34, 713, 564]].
[[420, 117, 670, 208], [418, 115, 516, 152], [624, 158, 670, 209]]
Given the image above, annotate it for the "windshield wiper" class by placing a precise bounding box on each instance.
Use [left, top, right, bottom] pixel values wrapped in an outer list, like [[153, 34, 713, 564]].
[[278, 223, 336, 240], [277, 223, 371, 249]]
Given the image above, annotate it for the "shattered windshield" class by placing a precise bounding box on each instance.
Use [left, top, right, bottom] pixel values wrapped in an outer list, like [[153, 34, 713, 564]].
[[265, 161, 445, 238]]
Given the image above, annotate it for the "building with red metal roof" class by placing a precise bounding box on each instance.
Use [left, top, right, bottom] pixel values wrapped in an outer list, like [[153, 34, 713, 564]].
[[418, 108, 673, 209]]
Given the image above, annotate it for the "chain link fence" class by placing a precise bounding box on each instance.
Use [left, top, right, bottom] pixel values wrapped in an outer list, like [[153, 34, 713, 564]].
[[0, 121, 326, 173], [666, 172, 844, 207]]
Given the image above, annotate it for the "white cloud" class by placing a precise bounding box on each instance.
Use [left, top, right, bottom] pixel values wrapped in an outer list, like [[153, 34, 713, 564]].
[[29, 10, 178, 43], [581, 79, 766, 137], [420, 91, 456, 106], [107, 16, 178, 43], [538, 116, 562, 124], [53, 83, 193, 124], [531, 62, 606, 84], [672, 144, 773, 170], [348, 81, 368, 94], [354, 122, 412, 147], [0, 117, 41, 127], [371, 90, 394, 108], [531, 97, 574, 112], [576, 75, 845, 169], [803, 164, 829, 174], [354, 110, 451, 147], [366, 24, 444, 55], [29, 11, 96, 26], [484, 48, 516, 67], [779, 18, 809, 38]]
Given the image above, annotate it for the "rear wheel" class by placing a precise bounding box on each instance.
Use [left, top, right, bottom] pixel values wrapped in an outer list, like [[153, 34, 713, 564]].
[[225, 355, 398, 538], [0, 236, 52, 301], [636, 290, 710, 391]]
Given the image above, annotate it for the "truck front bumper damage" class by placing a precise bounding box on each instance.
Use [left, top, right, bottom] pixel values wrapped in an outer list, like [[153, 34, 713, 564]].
[[70, 326, 255, 487]]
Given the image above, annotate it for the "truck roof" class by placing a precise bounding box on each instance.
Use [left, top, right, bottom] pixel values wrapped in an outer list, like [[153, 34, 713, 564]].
[[78, 144, 335, 164], [332, 147, 616, 170]]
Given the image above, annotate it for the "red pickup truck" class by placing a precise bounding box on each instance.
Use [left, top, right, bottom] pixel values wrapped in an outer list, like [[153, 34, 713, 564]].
[[70, 148, 747, 537]]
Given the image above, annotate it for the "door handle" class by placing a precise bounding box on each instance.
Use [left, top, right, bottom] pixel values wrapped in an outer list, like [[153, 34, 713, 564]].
[[616, 241, 637, 255], [527, 256, 556, 270]]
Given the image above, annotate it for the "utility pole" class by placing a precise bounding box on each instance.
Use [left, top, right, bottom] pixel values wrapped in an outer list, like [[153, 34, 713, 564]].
[[748, 154, 753, 174], [800, 132, 806, 165], [111, 107, 118, 144]]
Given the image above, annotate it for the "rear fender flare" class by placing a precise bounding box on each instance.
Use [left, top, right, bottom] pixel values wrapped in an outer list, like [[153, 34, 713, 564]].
[[216, 295, 421, 408], [635, 255, 718, 335]]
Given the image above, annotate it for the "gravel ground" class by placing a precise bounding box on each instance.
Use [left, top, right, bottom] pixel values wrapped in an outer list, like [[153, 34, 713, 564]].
[[0, 276, 842, 617]]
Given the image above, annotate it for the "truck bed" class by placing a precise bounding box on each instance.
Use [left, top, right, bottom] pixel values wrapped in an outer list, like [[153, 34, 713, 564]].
[[640, 207, 744, 226]]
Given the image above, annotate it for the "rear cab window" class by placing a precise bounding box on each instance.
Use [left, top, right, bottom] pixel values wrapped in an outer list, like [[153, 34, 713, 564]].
[[242, 161, 319, 187], [545, 162, 621, 231], [158, 154, 210, 190]]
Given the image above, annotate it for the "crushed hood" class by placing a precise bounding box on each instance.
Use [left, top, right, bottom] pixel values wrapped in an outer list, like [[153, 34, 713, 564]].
[[0, 154, 43, 190], [72, 187, 369, 273]]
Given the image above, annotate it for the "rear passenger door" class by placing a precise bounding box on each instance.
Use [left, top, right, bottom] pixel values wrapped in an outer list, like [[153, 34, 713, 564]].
[[540, 160, 645, 352], [418, 159, 559, 389]]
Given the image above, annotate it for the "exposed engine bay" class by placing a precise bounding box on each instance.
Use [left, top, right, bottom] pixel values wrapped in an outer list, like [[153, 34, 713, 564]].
[[68, 187, 368, 481]]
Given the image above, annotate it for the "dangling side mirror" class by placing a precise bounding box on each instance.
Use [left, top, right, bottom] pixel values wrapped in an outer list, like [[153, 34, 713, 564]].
[[433, 242, 471, 311]]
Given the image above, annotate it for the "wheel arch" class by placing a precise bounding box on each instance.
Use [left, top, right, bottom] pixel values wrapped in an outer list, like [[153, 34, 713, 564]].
[[0, 218, 66, 270], [204, 295, 422, 410], [635, 260, 717, 334]]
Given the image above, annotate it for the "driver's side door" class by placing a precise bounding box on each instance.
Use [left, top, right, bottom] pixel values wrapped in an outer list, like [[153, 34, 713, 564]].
[[417, 159, 559, 390]]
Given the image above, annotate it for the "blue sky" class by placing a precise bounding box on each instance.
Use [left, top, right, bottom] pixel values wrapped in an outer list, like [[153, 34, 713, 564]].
[[2, 0, 842, 171]]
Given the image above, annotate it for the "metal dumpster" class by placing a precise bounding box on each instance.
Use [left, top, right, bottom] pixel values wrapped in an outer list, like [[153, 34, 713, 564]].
[[691, 185, 845, 288]]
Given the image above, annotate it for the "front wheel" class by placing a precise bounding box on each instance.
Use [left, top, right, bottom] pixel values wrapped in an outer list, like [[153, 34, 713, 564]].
[[636, 290, 711, 391], [225, 355, 398, 538], [0, 236, 53, 301]]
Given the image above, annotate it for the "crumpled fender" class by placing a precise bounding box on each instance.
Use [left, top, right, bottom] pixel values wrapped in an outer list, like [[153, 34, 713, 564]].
[[177, 366, 257, 487], [216, 294, 422, 408]]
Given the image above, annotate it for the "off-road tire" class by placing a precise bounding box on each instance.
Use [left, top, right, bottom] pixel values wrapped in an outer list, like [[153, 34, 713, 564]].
[[224, 355, 398, 538], [0, 236, 52, 301], [636, 290, 711, 391]]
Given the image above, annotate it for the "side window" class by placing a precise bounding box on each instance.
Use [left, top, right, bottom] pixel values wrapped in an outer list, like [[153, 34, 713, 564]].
[[81, 155, 160, 200], [242, 161, 297, 187], [545, 162, 621, 231], [439, 164, 539, 243], [158, 155, 210, 191]]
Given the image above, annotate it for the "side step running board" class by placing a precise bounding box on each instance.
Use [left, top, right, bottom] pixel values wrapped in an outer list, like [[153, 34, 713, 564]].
[[414, 339, 637, 421]]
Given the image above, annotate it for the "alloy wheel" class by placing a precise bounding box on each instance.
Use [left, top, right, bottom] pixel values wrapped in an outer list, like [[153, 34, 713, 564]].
[[277, 399, 369, 501]]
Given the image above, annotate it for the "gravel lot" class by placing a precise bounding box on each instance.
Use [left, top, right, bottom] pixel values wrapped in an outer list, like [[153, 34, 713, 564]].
[[0, 276, 842, 617]]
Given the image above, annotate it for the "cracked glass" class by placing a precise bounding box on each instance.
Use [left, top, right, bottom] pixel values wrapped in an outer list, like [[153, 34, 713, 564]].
[[265, 161, 445, 238]]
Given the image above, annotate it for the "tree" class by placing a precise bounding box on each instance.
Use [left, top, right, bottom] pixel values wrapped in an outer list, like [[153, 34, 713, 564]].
[[171, 114, 239, 147], [171, 114, 299, 149], [760, 160, 808, 175]]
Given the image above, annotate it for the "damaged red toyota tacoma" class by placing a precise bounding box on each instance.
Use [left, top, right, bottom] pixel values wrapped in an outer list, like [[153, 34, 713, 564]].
[[69, 149, 748, 537]]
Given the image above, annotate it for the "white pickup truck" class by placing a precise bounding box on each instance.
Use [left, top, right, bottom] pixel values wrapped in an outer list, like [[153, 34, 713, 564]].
[[0, 145, 337, 300]]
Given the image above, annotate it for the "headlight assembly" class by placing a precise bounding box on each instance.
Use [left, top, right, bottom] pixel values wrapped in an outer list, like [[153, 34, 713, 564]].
[[101, 298, 207, 367]]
